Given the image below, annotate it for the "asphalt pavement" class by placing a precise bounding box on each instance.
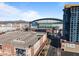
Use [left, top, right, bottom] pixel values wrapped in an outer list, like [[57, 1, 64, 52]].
[[47, 45, 61, 56]]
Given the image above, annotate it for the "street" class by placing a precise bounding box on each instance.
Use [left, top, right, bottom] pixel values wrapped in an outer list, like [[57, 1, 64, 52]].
[[47, 45, 61, 56], [47, 29, 62, 56]]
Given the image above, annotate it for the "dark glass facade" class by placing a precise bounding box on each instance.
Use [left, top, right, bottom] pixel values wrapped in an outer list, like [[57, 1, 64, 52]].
[[63, 8, 71, 41], [63, 5, 79, 42]]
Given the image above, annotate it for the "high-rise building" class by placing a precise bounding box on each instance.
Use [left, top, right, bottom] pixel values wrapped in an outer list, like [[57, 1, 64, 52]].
[[63, 4, 79, 42]]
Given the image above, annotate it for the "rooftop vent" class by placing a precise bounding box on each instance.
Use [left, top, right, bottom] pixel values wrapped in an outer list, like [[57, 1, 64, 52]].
[[13, 39, 25, 44]]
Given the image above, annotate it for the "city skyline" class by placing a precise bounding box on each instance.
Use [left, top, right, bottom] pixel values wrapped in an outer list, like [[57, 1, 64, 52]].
[[0, 2, 79, 21], [0, 3, 79, 56]]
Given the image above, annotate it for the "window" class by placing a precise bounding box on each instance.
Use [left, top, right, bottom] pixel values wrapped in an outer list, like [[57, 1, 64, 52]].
[[16, 48, 26, 56], [70, 36, 72, 42], [61, 49, 64, 51], [0, 45, 2, 49], [76, 36, 78, 42]]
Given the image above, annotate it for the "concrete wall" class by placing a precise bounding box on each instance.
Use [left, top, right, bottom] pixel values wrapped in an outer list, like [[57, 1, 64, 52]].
[[32, 33, 47, 56], [61, 42, 79, 53], [25, 33, 47, 56]]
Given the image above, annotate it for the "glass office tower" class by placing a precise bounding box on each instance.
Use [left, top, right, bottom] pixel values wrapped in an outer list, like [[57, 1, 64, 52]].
[[63, 4, 79, 42]]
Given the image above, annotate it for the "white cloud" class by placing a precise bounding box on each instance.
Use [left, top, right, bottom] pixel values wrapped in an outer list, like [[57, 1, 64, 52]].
[[0, 3, 42, 21], [20, 11, 41, 21]]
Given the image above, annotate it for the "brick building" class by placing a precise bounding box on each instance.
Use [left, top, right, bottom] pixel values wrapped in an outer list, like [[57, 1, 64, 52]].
[[0, 31, 47, 56]]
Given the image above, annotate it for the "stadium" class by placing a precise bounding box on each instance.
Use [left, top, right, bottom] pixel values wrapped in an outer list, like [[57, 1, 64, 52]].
[[30, 18, 63, 32]]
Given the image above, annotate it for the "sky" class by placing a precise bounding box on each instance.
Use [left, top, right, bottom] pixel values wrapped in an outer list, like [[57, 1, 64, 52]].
[[0, 2, 79, 21]]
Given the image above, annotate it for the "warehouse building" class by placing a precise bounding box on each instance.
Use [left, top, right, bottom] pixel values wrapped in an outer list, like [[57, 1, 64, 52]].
[[0, 31, 47, 56]]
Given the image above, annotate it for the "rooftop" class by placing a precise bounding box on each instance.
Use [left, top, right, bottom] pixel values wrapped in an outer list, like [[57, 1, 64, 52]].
[[65, 4, 79, 8], [0, 20, 29, 24], [61, 51, 79, 56], [0, 31, 45, 49]]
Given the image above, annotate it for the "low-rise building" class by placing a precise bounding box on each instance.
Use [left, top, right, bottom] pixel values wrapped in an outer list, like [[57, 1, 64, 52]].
[[0, 31, 47, 56], [61, 41, 79, 54], [0, 20, 29, 33]]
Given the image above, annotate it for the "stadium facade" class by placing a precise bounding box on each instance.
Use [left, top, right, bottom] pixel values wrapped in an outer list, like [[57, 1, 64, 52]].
[[30, 18, 63, 32]]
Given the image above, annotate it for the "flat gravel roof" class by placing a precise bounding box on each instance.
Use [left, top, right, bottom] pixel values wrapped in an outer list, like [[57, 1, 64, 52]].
[[0, 31, 45, 49]]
